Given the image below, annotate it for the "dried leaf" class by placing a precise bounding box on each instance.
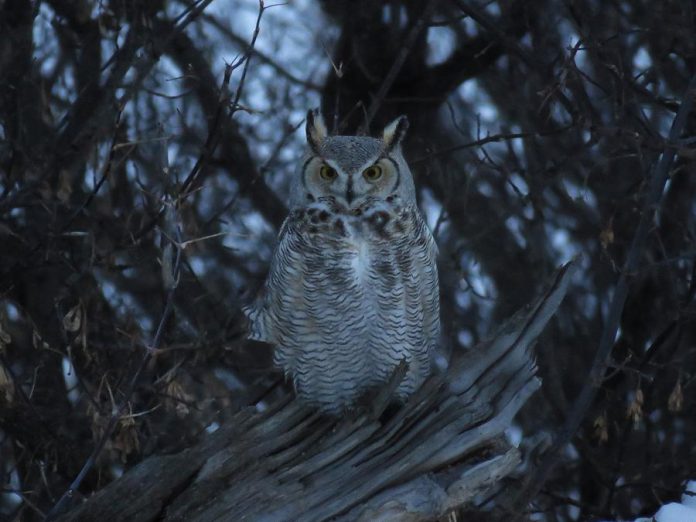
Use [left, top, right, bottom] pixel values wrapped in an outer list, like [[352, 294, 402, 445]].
[[56, 170, 73, 203], [0, 322, 11, 346], [668, 379, 683, 413], [165, 379, 193, 418], [0, 365, 14, 404], [87, 402, 107, 443], [626, 388, 644, 425], [113, 415, 140, 462], [636, 388, 644, 405], [593, 412, 608, 444], [32, 330, 49, 350], [80, 311, 91, 362], [600, 219, 614, 250], [63, 303, 82, 333], [161, 243, 175, 289]]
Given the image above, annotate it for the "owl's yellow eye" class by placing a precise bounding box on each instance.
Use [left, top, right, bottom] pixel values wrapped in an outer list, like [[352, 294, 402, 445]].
[[363, 165, 383, 182], [319, 164, 338, 181]]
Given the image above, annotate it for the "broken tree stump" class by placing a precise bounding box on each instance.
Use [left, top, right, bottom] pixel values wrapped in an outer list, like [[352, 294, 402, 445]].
[[56, 260, 578, 522]]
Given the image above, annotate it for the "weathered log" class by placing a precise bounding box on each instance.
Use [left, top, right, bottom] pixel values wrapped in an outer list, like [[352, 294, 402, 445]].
[[57, 260, 579, 522]]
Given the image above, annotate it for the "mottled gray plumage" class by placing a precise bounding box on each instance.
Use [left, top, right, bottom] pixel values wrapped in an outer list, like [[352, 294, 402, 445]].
[[245, 111, 440, 413]]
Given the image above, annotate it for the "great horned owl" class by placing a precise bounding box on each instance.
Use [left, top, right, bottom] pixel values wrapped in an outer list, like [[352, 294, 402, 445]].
[[245, 111, 440, 413]]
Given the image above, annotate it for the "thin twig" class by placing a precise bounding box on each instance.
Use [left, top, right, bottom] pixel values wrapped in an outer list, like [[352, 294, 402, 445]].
[[451, 0, 576, 118], [411, 125, 574, 164], [63, 110, 124, 230], [359, 1, 439, 133], [509, 72, 696, 519], [178, 61, 237, 198], [202, 12, 321, 90], [180, 0, 267, 199], [44, 225, 184, 521], [230, 1, 266, 112]]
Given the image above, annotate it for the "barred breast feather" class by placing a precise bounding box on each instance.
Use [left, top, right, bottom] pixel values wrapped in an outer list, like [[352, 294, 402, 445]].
[[245, 197, 440, 413]]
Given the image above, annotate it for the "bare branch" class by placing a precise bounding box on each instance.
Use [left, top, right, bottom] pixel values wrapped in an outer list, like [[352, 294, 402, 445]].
[[510, 73, 696, 518]]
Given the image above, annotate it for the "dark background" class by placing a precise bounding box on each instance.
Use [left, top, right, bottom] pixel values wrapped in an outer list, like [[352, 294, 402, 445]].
[[1, 0, 695, 520]]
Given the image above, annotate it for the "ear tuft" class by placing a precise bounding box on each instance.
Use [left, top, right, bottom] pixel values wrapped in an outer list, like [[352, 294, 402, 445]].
[[382, 115, 409, 152], [306, 109, 328, 152]]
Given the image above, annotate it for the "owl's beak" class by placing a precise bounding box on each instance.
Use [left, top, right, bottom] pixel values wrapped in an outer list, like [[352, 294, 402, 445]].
[[345, 176, 354, 205]]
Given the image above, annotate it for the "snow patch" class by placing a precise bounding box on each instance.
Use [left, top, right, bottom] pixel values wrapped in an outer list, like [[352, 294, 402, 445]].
[[632, 481, 696, 522]]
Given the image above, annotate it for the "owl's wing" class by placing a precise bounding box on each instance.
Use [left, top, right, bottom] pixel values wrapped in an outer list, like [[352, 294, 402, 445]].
[[414, 211, 441, 347], [243, 216, 300, 344]]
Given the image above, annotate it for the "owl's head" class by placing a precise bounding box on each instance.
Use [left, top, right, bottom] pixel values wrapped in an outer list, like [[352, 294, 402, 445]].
[[288, 110, 416, 210]]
